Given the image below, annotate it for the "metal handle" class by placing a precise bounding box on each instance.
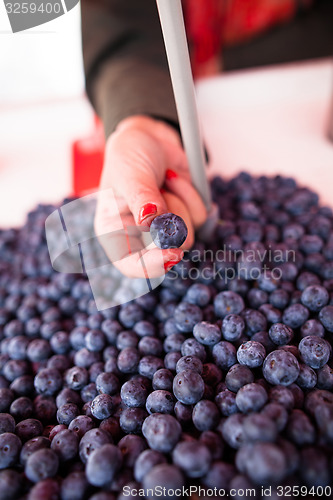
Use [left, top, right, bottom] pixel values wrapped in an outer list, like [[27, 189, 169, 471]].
[[156, 0, 212, 212]]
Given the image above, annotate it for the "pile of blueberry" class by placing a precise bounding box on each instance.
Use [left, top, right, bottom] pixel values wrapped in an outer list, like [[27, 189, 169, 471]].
[[0, 173, 333, 500]]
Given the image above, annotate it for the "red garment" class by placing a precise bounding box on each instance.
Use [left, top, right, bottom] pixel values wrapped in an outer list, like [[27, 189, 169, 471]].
[[183, 0, 313, 75]]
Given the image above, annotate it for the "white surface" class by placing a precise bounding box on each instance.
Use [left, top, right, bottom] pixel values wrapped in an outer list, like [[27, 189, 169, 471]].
[[0, 2, 84, 105], [197, 58, 333, 207], [0, 58, 332, 228]]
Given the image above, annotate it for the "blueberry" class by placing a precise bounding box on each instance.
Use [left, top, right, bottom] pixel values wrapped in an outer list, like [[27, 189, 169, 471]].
[[269, 289, 289, 310], [247, 288, 269, 310], [235, 383, 268, 413], [138, 337, 162, 357], [175, 355, 203, 374], [201, 461, 236, 489], [85, 444, 122, 487], [296, 364, 317, 389], [282, 303, 309, 329], [215, 389, 238, 416], [0, 414, 15, 434], [91, 394, 114, 420], [300, 318, 325, 338], [119, 408, 148, 434], [243, 413, 278, 443], [201, 363, 222, 386], [51, 429, 79, 461], [152, 368, 173, 391], [212, 341, 237, 370], [221, 414, 245, 449], [268, 323, 294, 346], [301, 285, 329, 312], [15, 418, 43, 442], [121, 379, 148, 408], [150, 213, 187, 249], [173, 370, 205, 405], [138, 356, 164, 379], [184, 284, 211, 307], [85, 329, 106, 352], [299, 336, 330, 369], [140, 467, 185, 500], [49, 331, 70, 354], [25, 448, 59, 482], [261, 403, 288, 432], [237, 341, 266, 368], [286, 409, 315, 446], [164, 352, 182, 371], [193, 321, 221, 346], [34, 368, 62, 396], [7, 336, 30, 360], [60, 471, 89, 500], [117, 347, 140, 374], [142, 413, 181, 453], [118, 434, 147, 467], [0, 433, 21, 469], [192, 400, 219, 431], [119, 303, 144, 329], [316, 364, 333, 390], [299, 446, 330, 487], [263, 350, 300, 386], [242, 308, 267, 335], [181, 338, 206, 362], [74, 348, 101, 368], [163, 333, 185, 353], [221, 314, 245, 341], [79, 428, 111, 464], [68, 415, 94, 439], [56, 387, 81, 408], [28, 478, 61, 500], [225, 364, 254, 392], [0, 469, 22, 500], [10, 396, 33, 420], [57, 403, 80, 425], [244, 442, 287, 485], [47, 354, 71, 373], [172, 440, 211, 478], [33, 395, 57, 422], [134, 449, 167, 482], [3, 360, 30, 382], [99, 416, 121, 441], [318, 305, 333, 332], [174, 302, 203, 333], [65, 366, 88, 391], [133, 320, 155, 338], [214, 291, 245, 318], [146, 390, 174, 414]]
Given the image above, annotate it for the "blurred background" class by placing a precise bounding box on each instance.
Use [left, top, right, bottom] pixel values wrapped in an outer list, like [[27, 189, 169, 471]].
[[0, 0, 332, 228]]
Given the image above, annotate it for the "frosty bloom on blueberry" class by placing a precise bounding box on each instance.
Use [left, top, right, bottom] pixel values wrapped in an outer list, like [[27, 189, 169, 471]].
[[150, 213, 188, 249]]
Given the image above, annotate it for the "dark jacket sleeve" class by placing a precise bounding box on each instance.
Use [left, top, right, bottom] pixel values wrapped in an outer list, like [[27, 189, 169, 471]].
[[81, 0, 179, 138]]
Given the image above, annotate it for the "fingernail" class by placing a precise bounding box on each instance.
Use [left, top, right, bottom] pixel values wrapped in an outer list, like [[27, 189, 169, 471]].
[[160, 188, 167, 194], [166, 169, 178, 180], [164, 259, 181, 272], [139, 203, 157, 224]]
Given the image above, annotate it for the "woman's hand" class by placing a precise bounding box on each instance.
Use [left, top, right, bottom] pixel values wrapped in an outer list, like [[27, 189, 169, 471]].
[[94, 115, 207, 278]]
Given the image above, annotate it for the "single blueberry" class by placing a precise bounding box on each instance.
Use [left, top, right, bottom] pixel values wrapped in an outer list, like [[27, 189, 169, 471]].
[[150, 213, 188, 249]]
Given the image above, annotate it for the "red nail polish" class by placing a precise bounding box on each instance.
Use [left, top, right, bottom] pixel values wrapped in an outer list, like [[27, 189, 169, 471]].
[[166, 169, 178, 180], [164, 259, 181, 272], [139, 203, 157, 224], [160, 188, 167, 194]]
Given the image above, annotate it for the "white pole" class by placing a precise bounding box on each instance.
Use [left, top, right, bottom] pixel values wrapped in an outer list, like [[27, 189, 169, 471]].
[[156, 0, 212, 212]]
